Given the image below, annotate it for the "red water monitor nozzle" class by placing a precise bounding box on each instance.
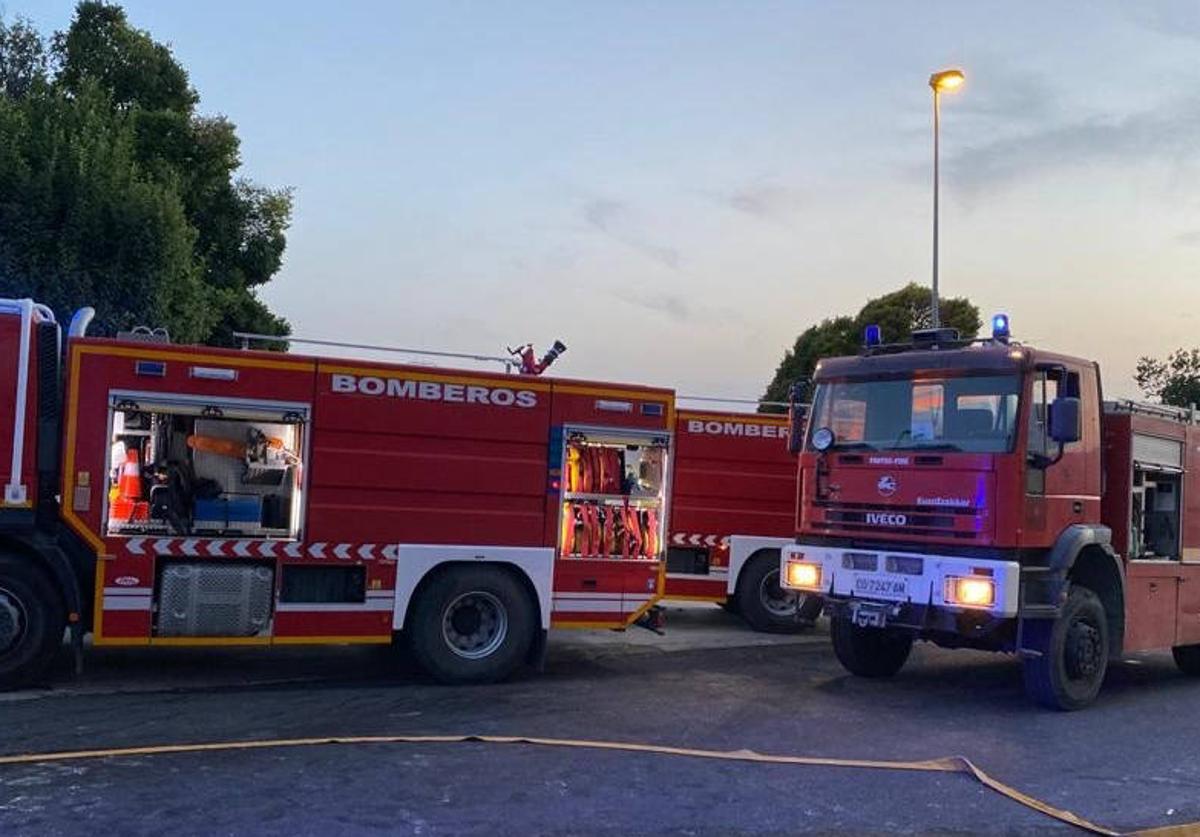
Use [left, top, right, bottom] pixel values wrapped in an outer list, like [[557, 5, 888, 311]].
[[509, 340, 567, 375]]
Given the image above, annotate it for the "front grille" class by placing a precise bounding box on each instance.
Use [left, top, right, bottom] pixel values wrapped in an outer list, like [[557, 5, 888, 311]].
[[812, 500, 984, 540]]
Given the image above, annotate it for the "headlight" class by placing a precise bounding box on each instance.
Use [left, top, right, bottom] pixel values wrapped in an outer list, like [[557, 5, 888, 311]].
[[944, 576, 995, 608], [785, 560, 822, 590]]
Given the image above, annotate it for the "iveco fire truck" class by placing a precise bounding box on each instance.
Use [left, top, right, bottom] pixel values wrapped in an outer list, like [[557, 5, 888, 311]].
[[0, 298, 677, 687], [665, 409, 819, 631], [781, 315, 1200, 709]]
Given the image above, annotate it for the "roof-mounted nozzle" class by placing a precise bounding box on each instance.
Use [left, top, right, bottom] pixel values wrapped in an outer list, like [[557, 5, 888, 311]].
[[509, 340, 567, 375]]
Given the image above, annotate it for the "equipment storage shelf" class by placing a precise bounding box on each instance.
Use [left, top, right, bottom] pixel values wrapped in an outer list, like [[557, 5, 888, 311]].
[[558, 427, 670, 563], [102, 394, 309, 541]]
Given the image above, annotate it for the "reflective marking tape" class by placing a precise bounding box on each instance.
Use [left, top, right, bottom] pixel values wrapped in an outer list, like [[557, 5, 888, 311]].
[[275, 600, 393, 613], [102, 596, 152, 611], [113, 538, 397, 563], [670, 533, 730, 548]]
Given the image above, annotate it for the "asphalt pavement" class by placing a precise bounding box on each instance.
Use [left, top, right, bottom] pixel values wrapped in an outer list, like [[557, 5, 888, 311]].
[[2, 604, 1199, 836]]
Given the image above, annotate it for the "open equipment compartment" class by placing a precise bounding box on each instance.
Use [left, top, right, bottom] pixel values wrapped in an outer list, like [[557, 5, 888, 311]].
[[1131, 461, 1184, 561], [102, 391, 309, 540], [557, 425, 669, 561]]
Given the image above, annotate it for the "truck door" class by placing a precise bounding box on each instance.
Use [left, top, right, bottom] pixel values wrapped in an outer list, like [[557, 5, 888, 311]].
[[1024, 364, 1100, 544]]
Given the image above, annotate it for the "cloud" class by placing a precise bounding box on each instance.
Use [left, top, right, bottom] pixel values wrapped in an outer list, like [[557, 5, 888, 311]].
[[1126, 1, 1200, 41], [620, 290, 692, 322], [715, 183, 802, 221], [943, 98, 1200, 197], [1176, 230, 1200, 246], [582, 198, 681, 269], [952, 68, 1059, 125]]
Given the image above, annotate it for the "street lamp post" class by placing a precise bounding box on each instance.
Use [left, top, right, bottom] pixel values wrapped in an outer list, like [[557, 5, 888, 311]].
[[928, 68, 964, 330]]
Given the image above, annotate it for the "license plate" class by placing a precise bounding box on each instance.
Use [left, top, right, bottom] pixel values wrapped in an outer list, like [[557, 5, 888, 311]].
[[853, 575, 909, 601]]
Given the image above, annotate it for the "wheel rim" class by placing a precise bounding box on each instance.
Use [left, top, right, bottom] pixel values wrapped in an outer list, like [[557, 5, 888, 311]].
[[0, 587, 26, 655], [442, 591, 509, 660], [759, 568, 800, 618], [1064, 616, 1103, 681]]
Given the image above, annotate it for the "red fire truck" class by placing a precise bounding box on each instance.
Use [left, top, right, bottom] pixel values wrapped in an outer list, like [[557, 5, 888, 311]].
[[0, 298, 677, 687], [780, 315, 1200, 709], [665, 409, 819, 631]]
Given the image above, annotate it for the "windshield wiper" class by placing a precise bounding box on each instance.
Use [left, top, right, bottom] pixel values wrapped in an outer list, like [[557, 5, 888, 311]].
[[891, 442, 962, 452], [829, 441, 877, 451]]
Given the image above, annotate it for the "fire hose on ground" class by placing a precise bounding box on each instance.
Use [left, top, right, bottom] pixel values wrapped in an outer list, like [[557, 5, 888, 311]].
[[0, 732, 1191, 835]]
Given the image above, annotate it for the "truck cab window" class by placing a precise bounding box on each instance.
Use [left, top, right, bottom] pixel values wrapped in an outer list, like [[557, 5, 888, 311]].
[[808, 375, 1019, 453], [1026, 369, 1081, 493]]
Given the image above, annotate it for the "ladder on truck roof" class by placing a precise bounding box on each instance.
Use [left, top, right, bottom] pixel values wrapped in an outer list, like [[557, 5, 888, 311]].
[[0, 299, 56, 506], [232, 330, 520, 372], [1105, 399, 1199, 425]]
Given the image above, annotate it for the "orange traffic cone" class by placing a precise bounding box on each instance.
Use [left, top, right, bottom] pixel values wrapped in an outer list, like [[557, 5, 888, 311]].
[[109, 448, 149, 524]]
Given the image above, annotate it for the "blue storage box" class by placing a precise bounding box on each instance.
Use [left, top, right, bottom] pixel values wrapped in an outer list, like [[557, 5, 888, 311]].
[[194, 495, 263, 531]]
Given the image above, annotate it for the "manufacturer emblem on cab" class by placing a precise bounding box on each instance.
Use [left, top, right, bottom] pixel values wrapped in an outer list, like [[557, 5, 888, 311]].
[[114, 576, 141, 587], [877, 475, 897, 497]]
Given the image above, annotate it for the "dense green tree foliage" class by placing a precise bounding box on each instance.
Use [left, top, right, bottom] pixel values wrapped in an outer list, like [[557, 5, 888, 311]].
[[1136, 349, 1200, 409], [761, 283, 981, 409], [0, 3, 290, 344]]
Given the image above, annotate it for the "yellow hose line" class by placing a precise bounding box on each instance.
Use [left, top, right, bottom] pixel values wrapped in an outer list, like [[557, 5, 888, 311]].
[[0, 732, 1171, 836]]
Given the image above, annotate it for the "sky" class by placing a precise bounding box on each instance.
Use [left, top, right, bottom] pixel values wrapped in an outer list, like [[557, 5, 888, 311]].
[[13, 1, 1200, 400]]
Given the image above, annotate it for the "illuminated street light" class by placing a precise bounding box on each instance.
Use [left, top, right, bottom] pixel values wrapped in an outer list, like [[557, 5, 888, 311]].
[[928, 67, 965, 329]]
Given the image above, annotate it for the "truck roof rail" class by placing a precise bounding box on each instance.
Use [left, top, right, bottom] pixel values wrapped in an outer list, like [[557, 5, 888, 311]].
[[232, 331, 519, 372], [861, 336, 1021, 357], [1104, 399, 1199, 424], [676, 395, 791, 409]]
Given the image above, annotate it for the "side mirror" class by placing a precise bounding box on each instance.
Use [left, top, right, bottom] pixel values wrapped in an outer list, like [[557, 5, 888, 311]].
[[788, 404, 807, 455], [1049, 397, 1082, 444], [787, 381, 809, 456]]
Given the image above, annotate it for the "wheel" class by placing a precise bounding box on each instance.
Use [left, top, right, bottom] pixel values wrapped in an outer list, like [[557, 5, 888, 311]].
[[0, 554, 66, 689], [1171, 644, 1200, 675], [408, 565, 535, 684], [736, 550, 820, 633], [830, 616, 913, 677], [1023, 586, 1108, 711]]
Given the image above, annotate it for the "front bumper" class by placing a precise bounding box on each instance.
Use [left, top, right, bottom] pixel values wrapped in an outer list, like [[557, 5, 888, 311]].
[[781, 542, 1020, 618]]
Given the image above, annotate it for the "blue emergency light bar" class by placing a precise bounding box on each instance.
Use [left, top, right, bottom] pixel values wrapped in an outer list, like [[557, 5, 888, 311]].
[[863, 324, 882, 347], [991, 313, 1011, 343]]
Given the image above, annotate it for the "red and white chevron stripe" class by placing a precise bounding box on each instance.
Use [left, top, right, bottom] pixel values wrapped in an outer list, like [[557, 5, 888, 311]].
[[669, 533, 731, 549], [122, 537, 398, 562]]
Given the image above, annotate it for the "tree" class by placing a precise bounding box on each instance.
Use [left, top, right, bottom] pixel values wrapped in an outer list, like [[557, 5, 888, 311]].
[[1135, 349, 1200, 408], [0, 3, 291, 345], [760, 283, 981, 409]]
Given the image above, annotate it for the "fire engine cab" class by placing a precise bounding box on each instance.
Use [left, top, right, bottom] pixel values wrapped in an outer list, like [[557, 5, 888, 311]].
[[0, 298, 673, 687], [665, 409, 820, 631], [781, 315, 1200, 709]]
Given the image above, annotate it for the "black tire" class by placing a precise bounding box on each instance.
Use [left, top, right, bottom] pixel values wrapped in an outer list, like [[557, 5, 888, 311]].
[[408, 565, 535, 684], [736, 550, 820, 633], [1171, 644, 1200, 676], [830, 616, 913, 678], [0, 554, 66, 690], [1023, 586, 1108, 711]]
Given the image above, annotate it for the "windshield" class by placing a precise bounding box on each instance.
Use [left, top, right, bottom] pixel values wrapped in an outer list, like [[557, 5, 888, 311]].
[[808, 374, 1020, 453]]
